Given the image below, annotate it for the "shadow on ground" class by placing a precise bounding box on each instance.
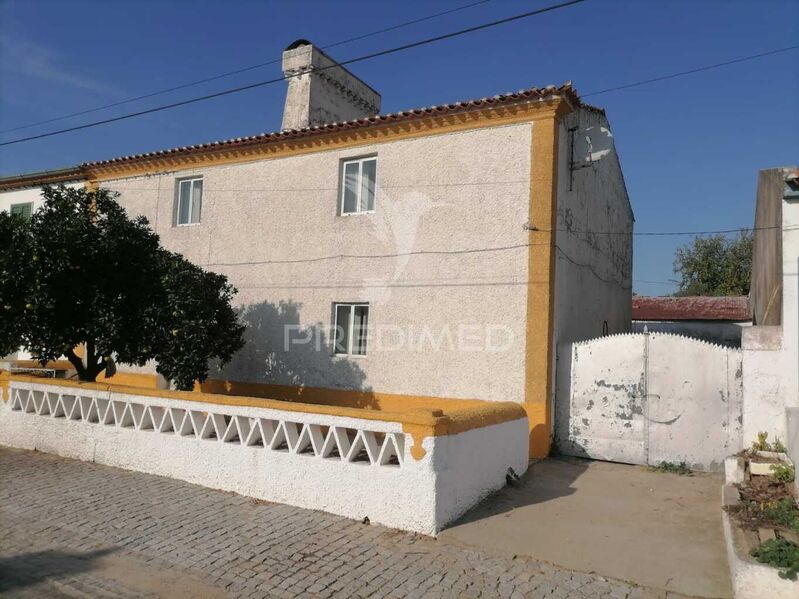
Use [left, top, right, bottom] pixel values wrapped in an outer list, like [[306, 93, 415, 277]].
[[453, 455, 589, 526], [440, 456, 732, 599], [0, 548, 115, 592]]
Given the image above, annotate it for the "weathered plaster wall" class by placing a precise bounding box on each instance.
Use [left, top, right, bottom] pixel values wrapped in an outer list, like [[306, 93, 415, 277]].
[[632, 320, 749, 347], [553, 108, 633, 346], [556, 332, 742, 470], [741, 326, 785, 443], [551, 107, 632, 443], [281, 43, 381, 130], [102, 124, 533, 404]]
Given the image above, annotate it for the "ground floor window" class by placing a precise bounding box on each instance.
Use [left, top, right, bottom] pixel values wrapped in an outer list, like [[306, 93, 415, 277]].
[[333, 303, 369, 356]]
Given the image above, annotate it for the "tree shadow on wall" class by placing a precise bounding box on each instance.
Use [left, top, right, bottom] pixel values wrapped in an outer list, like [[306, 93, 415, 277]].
[[209, 300, 377, 408]]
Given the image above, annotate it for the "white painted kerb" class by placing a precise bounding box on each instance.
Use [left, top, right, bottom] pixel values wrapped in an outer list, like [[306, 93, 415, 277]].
[[0, 380, 528, 535]]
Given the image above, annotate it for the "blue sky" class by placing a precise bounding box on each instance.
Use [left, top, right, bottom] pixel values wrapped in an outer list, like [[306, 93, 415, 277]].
[[1, 0, 797, 295]]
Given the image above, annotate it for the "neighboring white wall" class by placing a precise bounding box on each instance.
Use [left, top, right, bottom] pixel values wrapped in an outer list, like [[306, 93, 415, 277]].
[[556, 332, 743, 470], [0, 182, 82, 215], [740, 182, 799, 446], [0, 186, 47, 216], [103, 124, 533, 404], [1, 379, 529, 534], [742, 327, 786, 443], [781, 193, 798, 409], [632, 320, 750, 347], [553, 108, 633, 345]]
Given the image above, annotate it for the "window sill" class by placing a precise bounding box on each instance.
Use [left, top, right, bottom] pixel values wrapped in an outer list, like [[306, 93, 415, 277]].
[[339, 211, 375, 217], [175, 222, 202, 228]]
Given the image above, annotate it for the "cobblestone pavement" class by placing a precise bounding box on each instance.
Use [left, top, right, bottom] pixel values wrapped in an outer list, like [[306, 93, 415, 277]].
[[0, 448, 690, 598]]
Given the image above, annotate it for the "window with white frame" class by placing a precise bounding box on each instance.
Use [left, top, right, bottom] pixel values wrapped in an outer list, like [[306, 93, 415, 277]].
[[333, 303, 369, 356], [340, 156, 376, 215], [175, 177, 203, 225]]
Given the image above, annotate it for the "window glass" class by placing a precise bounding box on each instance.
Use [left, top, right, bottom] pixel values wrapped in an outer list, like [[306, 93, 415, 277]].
[[190, 179, 203, 223], [178, 180, 192, 225], [360, 159, 376, 212], [334, 304, 351, 355], [352, 305, 369, 355], [342, 162, 359, 214]]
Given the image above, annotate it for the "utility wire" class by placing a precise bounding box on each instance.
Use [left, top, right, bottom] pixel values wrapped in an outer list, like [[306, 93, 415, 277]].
[[583, 44, 799, 97], [0, 0, 588, 147], [0, 0, 491, 135]]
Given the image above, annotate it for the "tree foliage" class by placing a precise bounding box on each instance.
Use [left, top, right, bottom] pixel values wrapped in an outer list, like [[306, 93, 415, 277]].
[[673, 230, 753, 296], [0, 185, 244, 389]]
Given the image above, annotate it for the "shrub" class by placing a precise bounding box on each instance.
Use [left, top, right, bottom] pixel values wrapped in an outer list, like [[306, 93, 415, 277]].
[[751, 537, 799, 580], [771, 463, 796, 484]]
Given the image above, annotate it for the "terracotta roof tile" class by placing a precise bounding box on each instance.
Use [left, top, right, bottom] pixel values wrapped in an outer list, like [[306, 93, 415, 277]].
[[632, 296, 751, 322], [83, 82, 587, 168]]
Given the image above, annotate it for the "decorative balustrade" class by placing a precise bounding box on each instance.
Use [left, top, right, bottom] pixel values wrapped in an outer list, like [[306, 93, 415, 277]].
[[8, 384, 405, 467]]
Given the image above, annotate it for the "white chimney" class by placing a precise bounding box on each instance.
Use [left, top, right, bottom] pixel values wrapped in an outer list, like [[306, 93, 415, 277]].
[[281, 39, 381, 131]]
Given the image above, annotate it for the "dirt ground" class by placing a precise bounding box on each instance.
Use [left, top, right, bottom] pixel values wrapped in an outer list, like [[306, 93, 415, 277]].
[[438, 456, 732, 599]]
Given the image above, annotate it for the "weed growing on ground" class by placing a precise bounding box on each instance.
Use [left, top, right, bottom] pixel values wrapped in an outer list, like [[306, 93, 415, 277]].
[[771, 463, 796, 484], [751, 537, 799, 580], [650, 461, 693, 476], [740, 498, 799, 533]]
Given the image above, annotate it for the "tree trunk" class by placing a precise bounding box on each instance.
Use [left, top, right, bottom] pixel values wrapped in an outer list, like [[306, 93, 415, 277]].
[[65, 342, 106, 382]]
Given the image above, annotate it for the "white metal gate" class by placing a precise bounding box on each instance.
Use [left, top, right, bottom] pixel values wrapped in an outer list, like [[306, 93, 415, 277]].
[[555, 331, 743, 470]]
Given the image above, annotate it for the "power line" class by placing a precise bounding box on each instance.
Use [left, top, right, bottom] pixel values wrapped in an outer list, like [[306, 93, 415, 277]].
[[528, 224, 795, 236], [583, 44, 799, 97], [205, 241, 550, 268], [0, 0, 588, 147], [0, 0, 491, 135]]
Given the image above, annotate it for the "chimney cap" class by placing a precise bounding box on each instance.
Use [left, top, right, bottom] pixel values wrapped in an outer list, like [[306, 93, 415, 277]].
[[285, 39, 313, 51]]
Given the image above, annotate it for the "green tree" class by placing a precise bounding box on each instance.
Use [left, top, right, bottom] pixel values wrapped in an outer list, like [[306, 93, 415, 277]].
[[673, 230, 753, 296], [0, 185, 245, 389]]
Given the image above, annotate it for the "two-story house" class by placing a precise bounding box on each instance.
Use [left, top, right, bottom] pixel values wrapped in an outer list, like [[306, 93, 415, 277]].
[[0, 40, 633, 457]]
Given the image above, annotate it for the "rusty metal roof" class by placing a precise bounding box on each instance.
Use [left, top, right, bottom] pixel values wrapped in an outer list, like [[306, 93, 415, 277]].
[[632, 296, 751, 321]]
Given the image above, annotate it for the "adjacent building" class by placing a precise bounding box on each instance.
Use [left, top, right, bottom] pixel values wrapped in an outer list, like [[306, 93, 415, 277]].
[[744, 167, 799, 445], [0, 41, 633, 457], [632, 295, 751, 346]]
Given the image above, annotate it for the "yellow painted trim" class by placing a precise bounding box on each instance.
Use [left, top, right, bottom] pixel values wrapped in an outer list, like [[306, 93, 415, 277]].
[[85, 101, 562, 182], [7, 374, 526, 460], [525, 101, 571, 459], [96, 371, 159, 388], [9, 360, 74, 371], [0, 370, 8, 402]]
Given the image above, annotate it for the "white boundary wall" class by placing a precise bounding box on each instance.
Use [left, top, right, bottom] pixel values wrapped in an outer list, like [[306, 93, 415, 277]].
[[556, 332, 743, 470], [0, 380, 527, 535]]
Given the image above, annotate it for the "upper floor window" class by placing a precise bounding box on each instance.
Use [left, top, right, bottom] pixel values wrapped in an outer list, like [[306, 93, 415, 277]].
[[175, 177, 203, 225], [9, 202, 33, 219], [340, 156, 376, 215]]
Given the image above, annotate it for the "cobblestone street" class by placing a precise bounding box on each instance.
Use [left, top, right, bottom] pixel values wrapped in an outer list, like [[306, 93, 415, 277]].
[[0, 448, 687, 598]]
